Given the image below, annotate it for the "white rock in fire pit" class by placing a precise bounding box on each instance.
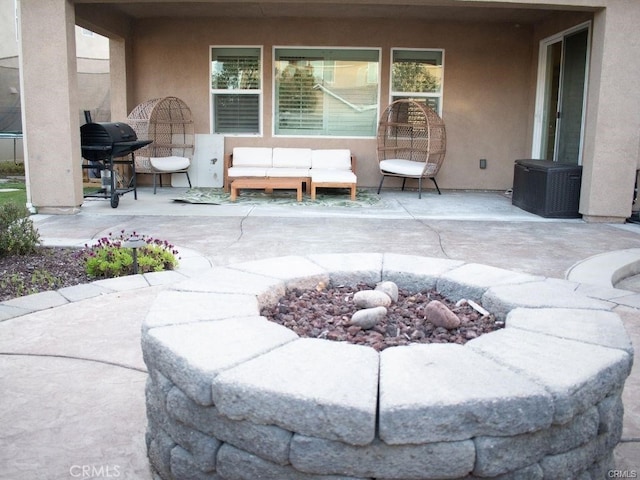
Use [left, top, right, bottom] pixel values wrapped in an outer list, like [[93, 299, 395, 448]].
[[375, 281, 399, 303], [354, 290, 392, 309], [425, 300, 461, 330], [351, 306, 387, 330]]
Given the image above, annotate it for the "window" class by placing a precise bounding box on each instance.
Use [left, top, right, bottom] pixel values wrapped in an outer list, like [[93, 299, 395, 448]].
[[274, 48, 379, 137], [391, 49, 444, 115], [211, 47, 261, 134]]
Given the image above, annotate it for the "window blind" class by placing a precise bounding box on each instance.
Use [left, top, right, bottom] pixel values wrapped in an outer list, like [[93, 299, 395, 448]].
[[213, 94, 259, 134], [274, 48, 379, 137], [211, 47, 261, 134]]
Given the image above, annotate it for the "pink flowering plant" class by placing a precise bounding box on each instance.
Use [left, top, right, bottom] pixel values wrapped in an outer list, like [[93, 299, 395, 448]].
[[80, 230, 179, 278]]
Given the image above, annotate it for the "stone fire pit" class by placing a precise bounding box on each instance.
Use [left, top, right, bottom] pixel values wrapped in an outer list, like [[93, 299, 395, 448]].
[[141, 253, 633, 480]]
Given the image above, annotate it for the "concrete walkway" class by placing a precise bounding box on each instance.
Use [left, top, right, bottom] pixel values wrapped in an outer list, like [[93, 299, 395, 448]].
[[1, 187, 639, 479]]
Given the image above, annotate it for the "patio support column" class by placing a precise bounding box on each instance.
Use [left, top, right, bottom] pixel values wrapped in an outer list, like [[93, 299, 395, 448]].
[[18, 0, 83, 214], [109, 37, 129, 121], [579, 0, 640, 223]]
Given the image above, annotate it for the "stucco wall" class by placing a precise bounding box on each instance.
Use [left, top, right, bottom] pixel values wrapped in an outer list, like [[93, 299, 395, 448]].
[[128, 17, 538, 190]]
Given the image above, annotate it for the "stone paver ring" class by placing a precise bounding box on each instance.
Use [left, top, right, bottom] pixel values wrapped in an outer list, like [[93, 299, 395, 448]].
[[141, 253, 633, 480]]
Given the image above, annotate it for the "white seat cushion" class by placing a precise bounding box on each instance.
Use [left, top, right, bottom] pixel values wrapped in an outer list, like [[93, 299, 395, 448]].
[[311, 149, 352, 170], [272, 148, 312, 168], [232, 147, 273, 167], [311, 169, 357, 183], [149, 156, 190, 172], [266, 167, 311, 178], [228, 166, 269, 178], [380, 159, 437, 177]]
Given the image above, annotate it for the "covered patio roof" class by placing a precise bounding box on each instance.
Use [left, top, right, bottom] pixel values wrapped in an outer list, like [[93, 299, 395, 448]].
[[17, 0, 640, 223], [73, 0, 600, 37], [76, 1, 572, 23]]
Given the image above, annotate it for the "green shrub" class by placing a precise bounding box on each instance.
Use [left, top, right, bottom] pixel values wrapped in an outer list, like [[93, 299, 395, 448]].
[[0, 160, 25, 176], [0, 203, 40, 257], [0, 269, 60, 298], [0, 273, 27, 297], [81, 231, 179, 278]]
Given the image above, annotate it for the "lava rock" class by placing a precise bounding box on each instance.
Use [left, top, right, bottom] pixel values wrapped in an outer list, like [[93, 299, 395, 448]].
[[354, 290, 392, 309], [261, 284, 502, 351], [425, 300, 461, 330], [375, 281, 399, 303], [350, 306, 387, 329]]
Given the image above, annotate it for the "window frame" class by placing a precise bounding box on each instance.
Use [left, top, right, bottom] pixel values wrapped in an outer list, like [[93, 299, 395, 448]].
[[210, 45, 263, 136], [273, 46, 381, 139], [390, 48, 445, 116]]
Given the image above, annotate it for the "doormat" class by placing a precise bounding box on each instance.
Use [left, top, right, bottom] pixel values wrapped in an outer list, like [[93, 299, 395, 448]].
[[173, 188, 382, 208]]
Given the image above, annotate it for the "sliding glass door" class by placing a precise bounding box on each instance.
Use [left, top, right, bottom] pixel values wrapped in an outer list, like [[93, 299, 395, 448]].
[[534, 24, 590, 165]]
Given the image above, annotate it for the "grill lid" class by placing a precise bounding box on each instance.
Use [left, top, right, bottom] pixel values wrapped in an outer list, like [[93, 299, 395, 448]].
[[81, 122, 151, 162], [81, 122, 137, 146]]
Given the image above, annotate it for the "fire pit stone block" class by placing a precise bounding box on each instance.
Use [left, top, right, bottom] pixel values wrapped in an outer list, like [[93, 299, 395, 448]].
[[141, 253, 633, 480], [437, 262, 543, 303], [212, 338, 379, 446], [378, 343, 555, 444]]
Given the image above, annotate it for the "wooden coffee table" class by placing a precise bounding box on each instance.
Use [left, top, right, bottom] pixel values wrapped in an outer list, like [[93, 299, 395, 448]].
[[230, 178, 303, 202]]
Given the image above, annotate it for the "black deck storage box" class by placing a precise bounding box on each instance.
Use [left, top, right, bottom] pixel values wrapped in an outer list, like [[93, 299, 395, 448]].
[[512, 160, 582, 218]]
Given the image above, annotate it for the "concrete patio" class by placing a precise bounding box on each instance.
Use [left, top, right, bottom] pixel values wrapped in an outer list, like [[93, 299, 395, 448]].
[[0, 187, 639, 479]]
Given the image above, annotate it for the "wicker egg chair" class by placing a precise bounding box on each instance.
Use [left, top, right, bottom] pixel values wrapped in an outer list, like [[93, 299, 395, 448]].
[[127, 96, 194, 193], [376, 99, 446, 198]]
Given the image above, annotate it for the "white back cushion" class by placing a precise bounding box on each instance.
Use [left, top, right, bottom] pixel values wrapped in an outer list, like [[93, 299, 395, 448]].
[[312, 149, 352, 170], [272, 148, 312, 168], [232, 147, 273, 167]]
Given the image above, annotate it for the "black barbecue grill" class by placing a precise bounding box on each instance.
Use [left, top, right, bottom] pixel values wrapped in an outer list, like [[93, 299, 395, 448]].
[[80, 121, 152, 208]]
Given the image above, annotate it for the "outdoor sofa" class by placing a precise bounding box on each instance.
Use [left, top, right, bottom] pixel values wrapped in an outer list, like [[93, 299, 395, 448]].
[[224, 147, 357, 200]]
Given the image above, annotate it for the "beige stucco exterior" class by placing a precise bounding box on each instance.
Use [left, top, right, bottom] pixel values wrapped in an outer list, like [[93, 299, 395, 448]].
[[15, 0, 640, 222], [128, 17, 541, 192], [1, 0, 109, 160]]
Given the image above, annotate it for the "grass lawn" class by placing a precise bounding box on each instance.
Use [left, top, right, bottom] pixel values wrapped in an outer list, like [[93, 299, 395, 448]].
[[0, 181, 27, 207], [0, 160, 27, 207], [0, 177, 100, 209]]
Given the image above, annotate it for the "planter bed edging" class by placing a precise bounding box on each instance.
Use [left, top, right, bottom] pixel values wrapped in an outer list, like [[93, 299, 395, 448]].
[[141, 253, 633, 480]]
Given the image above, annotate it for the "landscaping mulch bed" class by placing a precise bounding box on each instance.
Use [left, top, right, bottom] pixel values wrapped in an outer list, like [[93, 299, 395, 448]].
[[0, 247, 91, 302]]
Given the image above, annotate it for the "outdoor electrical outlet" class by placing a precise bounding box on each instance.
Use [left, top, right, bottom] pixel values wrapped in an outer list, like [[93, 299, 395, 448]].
[[479, 158, 487, 169]]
